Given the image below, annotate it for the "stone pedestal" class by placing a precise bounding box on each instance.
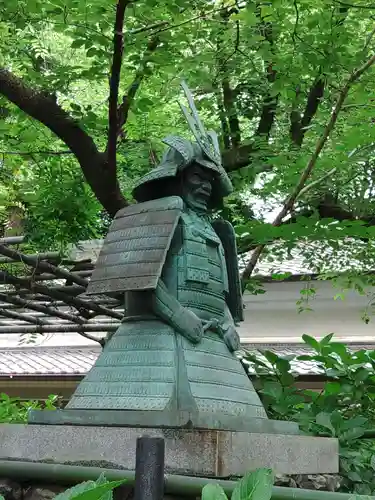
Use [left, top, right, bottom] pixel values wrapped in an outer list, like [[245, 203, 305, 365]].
[[0, 424, 339, 476]]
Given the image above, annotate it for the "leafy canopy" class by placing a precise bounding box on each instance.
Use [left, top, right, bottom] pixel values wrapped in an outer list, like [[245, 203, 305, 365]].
[[1, 0, 375, 283]]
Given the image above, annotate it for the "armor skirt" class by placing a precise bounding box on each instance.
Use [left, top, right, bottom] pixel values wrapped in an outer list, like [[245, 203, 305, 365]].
[[66, 319, 267, 430]]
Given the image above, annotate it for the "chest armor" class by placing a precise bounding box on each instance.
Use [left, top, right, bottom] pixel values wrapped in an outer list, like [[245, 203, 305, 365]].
[[173, 211, 229, 321]]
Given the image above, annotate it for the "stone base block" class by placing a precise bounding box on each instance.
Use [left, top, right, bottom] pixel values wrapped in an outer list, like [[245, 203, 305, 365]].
[[0, 424, 338, 476]]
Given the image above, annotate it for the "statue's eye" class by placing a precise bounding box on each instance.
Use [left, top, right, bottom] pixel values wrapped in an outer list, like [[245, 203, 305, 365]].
[[190, 174, 201, 183]]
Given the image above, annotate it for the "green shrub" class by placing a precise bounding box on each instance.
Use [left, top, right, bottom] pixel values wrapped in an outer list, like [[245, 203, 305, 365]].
[[0, 469, 274, 500], [202, 468, 273, 500], [244, 334, 375, 495], [0, 393, 58, 423], [0, 473, 127, 500], [52, 473, 127, 500]]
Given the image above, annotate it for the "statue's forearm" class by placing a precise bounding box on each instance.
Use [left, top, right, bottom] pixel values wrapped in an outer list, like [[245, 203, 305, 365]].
[[151, 280, 203, 345], [216, 303, 240, 352], [152, 279, 184, 329]]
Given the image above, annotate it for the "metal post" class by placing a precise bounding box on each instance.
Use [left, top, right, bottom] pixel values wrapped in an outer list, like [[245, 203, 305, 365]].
[[134, 436, 165, 500]]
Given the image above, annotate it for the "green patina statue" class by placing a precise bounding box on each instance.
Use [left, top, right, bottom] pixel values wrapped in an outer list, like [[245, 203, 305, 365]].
[[28, 83, 298, 434]]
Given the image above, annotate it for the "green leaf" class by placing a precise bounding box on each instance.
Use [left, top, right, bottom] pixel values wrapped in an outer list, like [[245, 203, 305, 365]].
[[279, 372, 295, 387], [302, 335, 320, 352], [341, 416, 367, 430], [71, 39, 85, 49], [232, 469, 274, 500], [348, 471, 363, 482], [261, 381, 284, 400], [320, 333, 335, 346], [77, 480, 128, 500], [324, 382, 341, 395], [260, 5, 273, 19], [339, 428, 365, 442], [356, 484, 372, 496], [326, 343, 350, 361], [244, 354, 269, 369], [275, 358, 291, 375], [262, 350, 279, 365], [86, 47, 97, 57], [297, 355, 314, 361], [137, 97, 154, 111], [354, 367, 370, 382], [94, 474, 112, 500], [315, 412, 335, 435], [202, 484, 229, 500], [54, 480, 127, 500], [54, 481, 98, 500], [95, 474, 107, 486]]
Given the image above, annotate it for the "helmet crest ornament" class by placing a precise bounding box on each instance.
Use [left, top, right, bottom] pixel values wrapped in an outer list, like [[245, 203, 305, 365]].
[[178, 81, 222, 167], [132, 80, 233, 204]]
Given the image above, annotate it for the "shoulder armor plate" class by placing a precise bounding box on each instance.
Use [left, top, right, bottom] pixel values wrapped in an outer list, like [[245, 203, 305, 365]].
[[86, 196, 183, 296], [211, 218, 244, 323]]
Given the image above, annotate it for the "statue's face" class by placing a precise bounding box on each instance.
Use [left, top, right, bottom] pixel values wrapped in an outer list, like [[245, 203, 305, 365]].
[[182, 164, 213, 212]]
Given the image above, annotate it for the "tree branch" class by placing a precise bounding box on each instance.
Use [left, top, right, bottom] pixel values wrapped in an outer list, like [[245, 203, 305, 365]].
[[0, 68, 127, 216], [0, 251, 61, 265], [255, 12, 278, 138], [296, 167, 337, 199], [130, 21, 169, 35], [222, 143, 255, 171], [221, 12, 278, 172], [222, 78, 241, 147], [0, 269, 123, 320], [256, 63, 278, 137], [0, 323, 117, 340], [0, 307, 47, 325], [144, 2, 246, 37], [116, 37, 159, 137], [289, 7, 351, 146], [215, 87, 231, 149], [222, 143, 273, 173], [291, 76, 325, 146], [107, 0, 131, 173], [215, 11, 241, 149], [0, 244, 88, 287], [0, 292, 86, 324], [241, 52, 375, 285]]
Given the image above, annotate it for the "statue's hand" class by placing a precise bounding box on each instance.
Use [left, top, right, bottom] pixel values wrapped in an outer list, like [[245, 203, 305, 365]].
[[222, 325, 241, 352], [172, 307, 204, 344]]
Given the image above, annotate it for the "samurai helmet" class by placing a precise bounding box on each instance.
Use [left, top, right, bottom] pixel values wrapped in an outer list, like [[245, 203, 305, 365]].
[[132, 81, 233, 208]]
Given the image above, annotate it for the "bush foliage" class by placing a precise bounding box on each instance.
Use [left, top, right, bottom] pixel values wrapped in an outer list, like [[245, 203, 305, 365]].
[[0, 393, 58, 423], [245, 334, 375, 495]]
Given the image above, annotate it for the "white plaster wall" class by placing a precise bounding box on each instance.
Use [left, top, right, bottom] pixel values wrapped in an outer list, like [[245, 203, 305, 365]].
[[239, 280, 375, 343]]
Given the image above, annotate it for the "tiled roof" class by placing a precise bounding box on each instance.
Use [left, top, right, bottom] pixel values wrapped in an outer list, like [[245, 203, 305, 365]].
[[241, 344, 323, 375], [240, 239, 375, 278], [242, 343, 375, 375], [0, 343, 374, 377], [0, 347, 100, 376]]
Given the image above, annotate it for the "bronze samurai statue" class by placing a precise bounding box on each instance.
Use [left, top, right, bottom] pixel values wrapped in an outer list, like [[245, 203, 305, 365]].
[[29, 83, 298, 435]]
